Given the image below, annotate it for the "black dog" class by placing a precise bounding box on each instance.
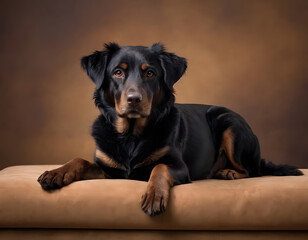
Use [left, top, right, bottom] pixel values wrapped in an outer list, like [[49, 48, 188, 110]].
[[38, 43, 303, 216]]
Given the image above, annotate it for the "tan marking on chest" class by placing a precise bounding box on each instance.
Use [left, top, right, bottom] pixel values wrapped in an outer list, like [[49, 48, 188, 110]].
[[133, 117, 147, 135], [115, 117, 130, 134], [134, 146, 170, 169], [95, 149, 126, 170]]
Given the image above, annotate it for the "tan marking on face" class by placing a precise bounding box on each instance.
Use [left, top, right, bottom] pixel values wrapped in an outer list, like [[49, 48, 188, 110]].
[[221, 128, 248, 178], [134, 146, 170, 169], [114, 91, 127, 116], [95, 149, 126, 170], [114, 117, 129, 134], [119, 63, 127, 70], [114, 85, 152, 135], [115, 86, 152, 118], [139, 88, 153, 116], [141, 63, 148, 70]]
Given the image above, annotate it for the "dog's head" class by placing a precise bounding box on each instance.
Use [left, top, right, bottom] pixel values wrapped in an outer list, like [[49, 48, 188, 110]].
[[81, 43, 186, 124]]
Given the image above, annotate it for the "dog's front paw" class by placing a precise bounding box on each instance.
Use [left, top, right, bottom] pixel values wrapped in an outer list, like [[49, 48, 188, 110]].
[[37, 169, 71, 190], [37, 162, 84, 190], [37, 167, 76, 190], [140, 185, 169, 216], [37, 158, 91, 190]]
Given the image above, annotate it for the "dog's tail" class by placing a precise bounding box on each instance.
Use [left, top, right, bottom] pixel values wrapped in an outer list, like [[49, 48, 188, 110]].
[[260, 159, 303, 176]]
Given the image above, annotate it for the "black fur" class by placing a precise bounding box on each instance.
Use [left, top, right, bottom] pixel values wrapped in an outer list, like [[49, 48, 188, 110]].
[[81, 43, 303, 184]]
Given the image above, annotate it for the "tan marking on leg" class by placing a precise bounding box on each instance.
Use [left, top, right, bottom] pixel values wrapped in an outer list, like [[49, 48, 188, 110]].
[[119, 63, 127, 70], [134, 146, 170, 169], [207, 149, 227, 179], [37, 158, 106, 190], [141, 164, 174, 216], [141, 63, 148, 70], [215, 169, 247, 180], [148, 164, 174, 186], [95, 149, 126, 170], [221, 128, 248, 178]]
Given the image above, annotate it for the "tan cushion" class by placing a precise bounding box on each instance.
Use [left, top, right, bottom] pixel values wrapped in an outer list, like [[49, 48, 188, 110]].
[[0, 165, 307, 230]]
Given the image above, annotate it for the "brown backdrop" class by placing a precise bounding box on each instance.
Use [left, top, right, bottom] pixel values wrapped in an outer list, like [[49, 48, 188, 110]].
[[0, 0, 307, 170]]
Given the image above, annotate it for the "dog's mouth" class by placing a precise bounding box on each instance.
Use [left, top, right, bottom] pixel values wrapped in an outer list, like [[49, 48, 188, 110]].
[[127, 110, 142, 118]]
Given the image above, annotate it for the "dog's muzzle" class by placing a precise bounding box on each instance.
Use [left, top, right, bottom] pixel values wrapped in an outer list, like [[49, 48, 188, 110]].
[[124, 88, 144, 118]]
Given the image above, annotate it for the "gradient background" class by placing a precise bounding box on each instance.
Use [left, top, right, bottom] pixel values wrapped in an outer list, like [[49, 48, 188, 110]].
[[0, 0, 307, 170]]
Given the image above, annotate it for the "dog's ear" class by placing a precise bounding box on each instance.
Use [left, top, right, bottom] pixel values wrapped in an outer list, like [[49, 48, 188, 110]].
[[151, 43, 187, 91], [81, 43, 120, 89]]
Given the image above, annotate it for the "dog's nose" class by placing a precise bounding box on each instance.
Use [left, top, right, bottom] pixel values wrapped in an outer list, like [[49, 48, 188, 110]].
[[127, 92, 142, 105]]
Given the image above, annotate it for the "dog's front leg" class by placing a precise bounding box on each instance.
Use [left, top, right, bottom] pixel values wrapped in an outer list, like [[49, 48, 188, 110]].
[[37, 158, 105, 190], [141, 164, 174, 216]]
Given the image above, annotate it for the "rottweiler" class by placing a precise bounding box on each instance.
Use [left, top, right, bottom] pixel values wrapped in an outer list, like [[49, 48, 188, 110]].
[[38, 43, 303, 216]]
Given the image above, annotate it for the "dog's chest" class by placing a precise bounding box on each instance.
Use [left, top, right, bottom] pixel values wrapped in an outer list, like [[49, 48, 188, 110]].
[[98, 133, 150, 171], [92, 115, 170, 178], [120, 136, 139, 161]]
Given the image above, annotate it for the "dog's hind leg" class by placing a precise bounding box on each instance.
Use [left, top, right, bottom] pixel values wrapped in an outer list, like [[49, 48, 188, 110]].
[[214, 128, 248, 180]]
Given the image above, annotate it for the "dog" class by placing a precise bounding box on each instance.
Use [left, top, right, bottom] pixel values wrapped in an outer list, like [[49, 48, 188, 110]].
[[38, 43, 303, 216]]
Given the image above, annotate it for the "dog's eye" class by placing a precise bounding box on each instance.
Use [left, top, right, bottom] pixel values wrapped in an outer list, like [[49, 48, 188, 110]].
[[114, 70, 124, 78], [146, 70, 155, 78]]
